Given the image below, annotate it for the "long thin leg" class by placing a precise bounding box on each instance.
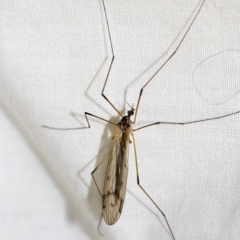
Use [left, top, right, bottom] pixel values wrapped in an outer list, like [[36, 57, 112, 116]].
[[43, 0, 121, 131], [42, 112, 117, 130], [133, 0, 206, 123], [97, 215, 104, 237], [133, 110, 240, 131], [100, 0, 123, 117], [131, 133, 175, 240], [91, 152, 111, 197]]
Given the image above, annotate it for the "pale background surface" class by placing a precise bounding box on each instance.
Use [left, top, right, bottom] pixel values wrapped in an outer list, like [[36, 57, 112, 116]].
[[0, 0, 240, 239]]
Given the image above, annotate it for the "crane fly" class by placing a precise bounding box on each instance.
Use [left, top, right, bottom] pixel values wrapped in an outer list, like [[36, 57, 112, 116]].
[[100, 105, 133, 224], [42, 0, 240, 239]]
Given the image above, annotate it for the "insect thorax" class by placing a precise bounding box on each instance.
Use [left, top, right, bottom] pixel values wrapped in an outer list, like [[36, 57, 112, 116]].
[[118, 116, 132, 132]]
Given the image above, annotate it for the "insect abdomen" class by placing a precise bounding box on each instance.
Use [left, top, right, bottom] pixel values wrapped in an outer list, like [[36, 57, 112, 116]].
[[102, 127, 130, 225]]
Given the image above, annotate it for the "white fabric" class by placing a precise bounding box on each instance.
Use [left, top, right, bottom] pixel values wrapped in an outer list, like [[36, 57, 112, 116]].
[[0, 0, 240, 239]]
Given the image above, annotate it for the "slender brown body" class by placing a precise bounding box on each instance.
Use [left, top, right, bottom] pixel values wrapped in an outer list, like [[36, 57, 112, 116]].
[[102, 111, 133, 224]]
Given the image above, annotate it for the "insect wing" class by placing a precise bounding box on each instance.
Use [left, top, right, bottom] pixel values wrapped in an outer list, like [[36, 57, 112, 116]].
[[102, 126, 131, 225]]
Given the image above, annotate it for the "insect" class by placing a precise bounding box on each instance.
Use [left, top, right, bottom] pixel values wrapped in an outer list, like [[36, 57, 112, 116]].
[[42, 0, 240, 239]]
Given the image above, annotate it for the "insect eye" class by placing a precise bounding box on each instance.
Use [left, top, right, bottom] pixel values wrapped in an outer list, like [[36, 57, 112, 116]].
[[127, 110, 134, 116]]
